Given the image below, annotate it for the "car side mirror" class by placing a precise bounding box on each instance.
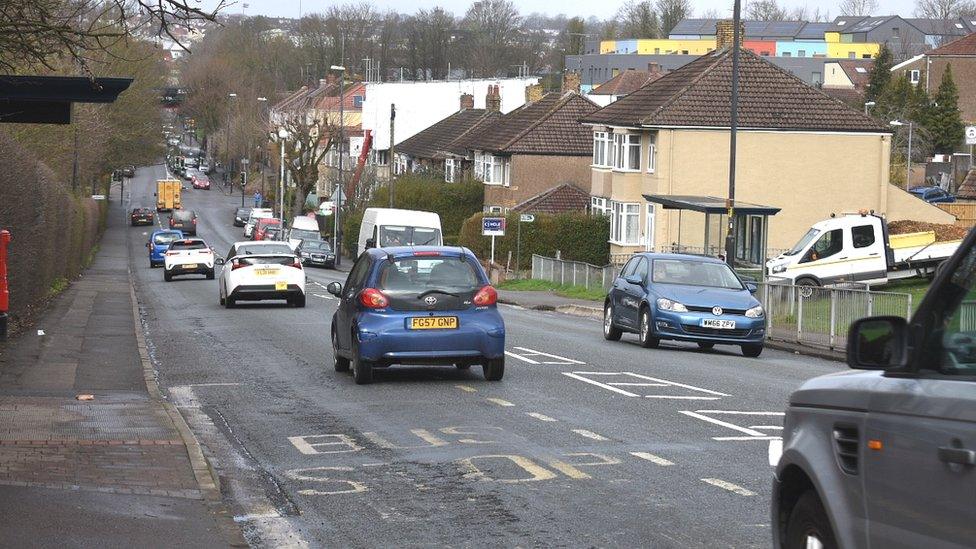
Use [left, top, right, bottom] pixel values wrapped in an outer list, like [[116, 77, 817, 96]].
[[746, 282, 758, 294], [146, 242, 151, 249], [847, 316, 909, 370], [365, 238, 375, 249], [215, 257, 225, 266], [624, 274, 643, 285], [327, 282, 342, 296]]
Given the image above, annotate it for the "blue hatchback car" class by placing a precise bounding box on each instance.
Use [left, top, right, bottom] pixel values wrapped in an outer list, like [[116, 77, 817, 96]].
[[328, 246, 505, 384], [604, 253, 766, 357], [147, 229, 184, 267]]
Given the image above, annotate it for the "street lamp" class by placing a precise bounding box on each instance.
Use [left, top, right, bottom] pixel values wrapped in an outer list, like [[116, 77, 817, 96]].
[[330, 64, 346, 266], [277, 127, 289, 227], [226, 93, 237, 184], [864, 101, 876, 115], [890, 120, 913, 188]]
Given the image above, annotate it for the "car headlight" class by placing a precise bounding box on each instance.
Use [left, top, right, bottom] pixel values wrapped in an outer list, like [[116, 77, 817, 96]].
[[745, 305, 765, 318], [657, 298, 688, 312], [771, 265, 786, 274]]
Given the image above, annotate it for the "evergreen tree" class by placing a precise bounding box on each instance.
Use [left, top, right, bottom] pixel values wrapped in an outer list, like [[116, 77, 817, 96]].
[[929, 64, 965, 154], [865, 45, 893, 103]]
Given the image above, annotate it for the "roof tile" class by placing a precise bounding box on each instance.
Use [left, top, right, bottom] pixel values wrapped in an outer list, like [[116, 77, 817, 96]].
[[512, 184, 591, 214]]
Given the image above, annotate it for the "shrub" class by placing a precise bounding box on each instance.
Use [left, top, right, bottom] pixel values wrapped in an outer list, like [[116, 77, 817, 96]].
[[369, 175, 483, 245], [458, 212, 610, 266]]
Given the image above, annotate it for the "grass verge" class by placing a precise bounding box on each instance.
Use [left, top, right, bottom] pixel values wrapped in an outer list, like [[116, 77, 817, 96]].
[[498, 278, 606, 302]]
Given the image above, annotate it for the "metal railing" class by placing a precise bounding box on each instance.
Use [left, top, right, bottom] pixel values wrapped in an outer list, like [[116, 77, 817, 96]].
[[531, 254, 620, 291], [756, 282, 914, 351]]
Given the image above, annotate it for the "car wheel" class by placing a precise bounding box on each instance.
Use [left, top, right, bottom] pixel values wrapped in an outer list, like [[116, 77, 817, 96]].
[[638, 307, 660, 349], [206, 269, 215, 280], [697, 342, 714, 350], [219, 293, 225, 306], [483, 357, 504, 381], [225, 296, 235, 309], [352, 338, 374, 385], [796, 278, 819, 298], [603, 302, 623, 341], [784, 490, 837, 549], [741, 344, 763, 358], [164, 271, 172, 282], [333, 329, 350, 372], [294, 294, 306, 308]]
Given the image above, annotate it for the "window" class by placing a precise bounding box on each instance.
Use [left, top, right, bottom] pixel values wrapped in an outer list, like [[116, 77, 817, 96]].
[[652, 259, 744, 290], [378, 257, 480, 292], [591, 196, 610, 216], [909, 70, 920, 84], [474, 152, 510, 186], [486, 205, 503, 214], [610, 201, 640, 245], [444, 158, 457, 182], [353, 95, 364, 108], [373, 150, 389, 166], [646, 133, 657, 173], [612, 133, 641, 171], [621, 256, 640, 277], [801, 228, 843, 263], [592, 132, 611, 167], [645, 204, 655, 251], [852, 225, 875, 248], [849, 51, 856, 59], [782, 51, 792, 57], [346, 255, 372, 291]]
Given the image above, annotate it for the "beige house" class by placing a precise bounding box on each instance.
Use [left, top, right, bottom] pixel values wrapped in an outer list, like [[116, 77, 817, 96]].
[[582, 35, 955, 264]]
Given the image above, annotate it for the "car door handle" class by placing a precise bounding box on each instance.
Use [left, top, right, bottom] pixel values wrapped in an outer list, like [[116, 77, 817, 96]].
[[938, 446, 976, 466], [868, 253, 879, 256], [838, 257, 848, 260]]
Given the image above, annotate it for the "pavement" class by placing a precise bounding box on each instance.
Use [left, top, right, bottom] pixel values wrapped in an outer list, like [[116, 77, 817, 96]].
[[109, 163, 847, 547], [0, 180, 244, 547]]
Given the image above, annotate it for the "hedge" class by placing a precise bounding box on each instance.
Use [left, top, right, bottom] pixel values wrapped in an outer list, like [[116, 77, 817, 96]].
[[458, 212, 610, 267]]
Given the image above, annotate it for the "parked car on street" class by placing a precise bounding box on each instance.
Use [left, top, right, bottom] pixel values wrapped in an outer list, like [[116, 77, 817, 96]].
[[298, 240, 336, 268], [163, 238, 216, 281], [328, 246, 505, 384], [122, 165, 136, 178], [244, 208, 274, 238], [234, 207, 252, 227], [604, 253, 766, 357], [183, 167, 201, 182], [130, 207, 154, 226], [217, 241, 306, 308], [191, 174, 211, 190], [771, 225, 976, 549], [908, 185, 956, 203], [147, 230, 184, 268], [169, 210, 198, 235], [263, 226, 283, 241], [288, 215, 322, 248], [253, 218, 282, 241]]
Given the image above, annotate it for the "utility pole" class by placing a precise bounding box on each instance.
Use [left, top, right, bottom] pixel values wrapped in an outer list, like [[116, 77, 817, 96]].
[[724, 2, 742, 268], [389, 104, 396, 208], [332, 60, 346, 266]]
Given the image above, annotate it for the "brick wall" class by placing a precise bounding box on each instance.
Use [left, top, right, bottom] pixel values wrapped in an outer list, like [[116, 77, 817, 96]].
[[484, 154, 592, 209]]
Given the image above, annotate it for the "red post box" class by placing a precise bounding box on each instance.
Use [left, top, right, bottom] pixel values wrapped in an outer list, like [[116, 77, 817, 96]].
[[0, 229, 9, 339]]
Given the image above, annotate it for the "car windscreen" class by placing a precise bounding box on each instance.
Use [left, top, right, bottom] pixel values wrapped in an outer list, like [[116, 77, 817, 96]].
[[303, 241, 331, 252], [237, 244, 293, 256], [377, 257, 480, 292], [153, 233, 182, 245], [169, 241, 208, 251], [290, 229, 319, 241], [237, 256, 294, 266], [378, 226, 441, 247], [172, 211, 194, 221], [785, 228, 820, 256], [236, 208, 251, 216], [651, 259, 744, 290]]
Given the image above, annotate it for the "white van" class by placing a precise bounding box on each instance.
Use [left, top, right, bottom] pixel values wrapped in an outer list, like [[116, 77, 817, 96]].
[[288, 215, 322, 248], [357, 208, 442, 255]]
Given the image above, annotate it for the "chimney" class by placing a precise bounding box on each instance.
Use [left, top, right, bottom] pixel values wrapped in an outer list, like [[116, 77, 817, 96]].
[[524, 83, 544, 103], [715, 20, 745, 50], [561, 72, 581, 94], [647, 62, 662, 74], [486, 85, 501, 112], [459, 93, 474, 110]]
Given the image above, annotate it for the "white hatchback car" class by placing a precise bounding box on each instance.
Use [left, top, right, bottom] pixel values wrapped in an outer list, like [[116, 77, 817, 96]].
[[163, 238, 215, 281], [217, 241, 306, 308], [243, 209, 273, 239]]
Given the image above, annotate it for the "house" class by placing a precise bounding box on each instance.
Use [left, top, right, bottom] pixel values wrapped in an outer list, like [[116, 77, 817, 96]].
[[891, 31, 976, 123], [587, 65, 667, 107], [821, 59, 873, 107], [511, 183, 591, 214], [826, 16, 976, 60], [581, 21, 955, 263], [455, 77, 599, 213], [393, 93, 501, 182]]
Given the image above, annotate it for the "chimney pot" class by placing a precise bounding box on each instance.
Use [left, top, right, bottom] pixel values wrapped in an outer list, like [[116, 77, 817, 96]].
[[561, 72, 581, 94], [715, 20, 744, 50], [459, 93, 474, 110]]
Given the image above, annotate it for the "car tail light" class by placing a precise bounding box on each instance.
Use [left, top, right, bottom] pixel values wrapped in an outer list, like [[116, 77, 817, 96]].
[[231, 260, 246, 270], [289, 259, 302, 269], [165, 251, 178, 256], [169, 219, 174, 226], [473, 285, 498, 306], [359, 288, 389, 309], [192, 218, 197, 224], [413, 251, 440, 256]]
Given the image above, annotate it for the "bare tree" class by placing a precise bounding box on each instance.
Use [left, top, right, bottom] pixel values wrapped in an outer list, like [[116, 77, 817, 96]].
[[838, 0, 878, 16], [656, 0, 691, 37], [915, 0, 976, 18], [461, 0, 523, 77], [413, 8, 456, 80], [0, 0, 227, 73], [617, 1, 660, 38], [746, 0, 789, 21], [276, 112, 338, 218]]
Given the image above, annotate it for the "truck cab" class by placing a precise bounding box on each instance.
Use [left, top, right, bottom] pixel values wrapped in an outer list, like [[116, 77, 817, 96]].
[[771, 226, 976, 548]]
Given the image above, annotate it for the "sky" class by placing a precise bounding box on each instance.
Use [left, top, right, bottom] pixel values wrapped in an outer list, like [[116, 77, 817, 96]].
[[201, 0, 919, 21]]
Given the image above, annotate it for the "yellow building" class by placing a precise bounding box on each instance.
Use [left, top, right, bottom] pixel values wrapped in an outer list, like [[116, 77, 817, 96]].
[[637, 39, 716, 55], [582, 46, 953, 264], [826, 41, 880, 59]]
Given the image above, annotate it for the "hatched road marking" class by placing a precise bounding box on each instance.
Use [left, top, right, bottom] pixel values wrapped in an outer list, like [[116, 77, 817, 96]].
[[455, 385, 478, 393], [526, 412, 558, 422], [572, 429, 610, 441], [630, 452, 674, 466], [486, 398, 515, 407], [701, 478, 756, 496], [505, 347, 585, 365], [564, 372, 729, 400]]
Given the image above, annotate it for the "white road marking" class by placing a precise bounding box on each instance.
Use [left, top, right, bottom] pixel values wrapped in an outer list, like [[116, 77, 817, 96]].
[[701, 478, 756, 496], [234, 512, 281, 522], [608, 382, 669, 387], [455, 385, 477, 393], [186, 382, 242, 387], [713, 435, 783, 441], [630, 452, 674, 466], [768, 439, 784, 467], [486, 398, 514, 407], [564, 372, 729, 400], [288, 434, 363, 455], [526, 412, 557, 422], [680, 410, 785, 441], [572, 429, 609, 441], [679, 411, 766, 438], [748, 425, 784, 430], [505, 351, 539, 364], [312, 294, 334, 299], [507, 346, 585, 365], [562, 372, 638, 397], [644, 395, 723, 400]]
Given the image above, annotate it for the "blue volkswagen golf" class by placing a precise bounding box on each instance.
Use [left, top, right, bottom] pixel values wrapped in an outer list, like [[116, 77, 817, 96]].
[[604, 253, 766, 357], [328, 246, 506, 384], [147, 229, 184, 268]]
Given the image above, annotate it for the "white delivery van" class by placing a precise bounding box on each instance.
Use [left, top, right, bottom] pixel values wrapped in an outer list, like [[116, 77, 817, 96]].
[[357, 208, 442, 255], [288, 215, 322, 248], [766, 212, 962, 288]]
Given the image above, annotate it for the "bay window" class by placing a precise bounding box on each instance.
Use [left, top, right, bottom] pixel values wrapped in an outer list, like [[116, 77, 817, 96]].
[[612, 133, 641, 171], [591, 196, 610, 216], [610, 201, 640, 245], [592, 131, 610, 167], [474, 151, 510, 186]]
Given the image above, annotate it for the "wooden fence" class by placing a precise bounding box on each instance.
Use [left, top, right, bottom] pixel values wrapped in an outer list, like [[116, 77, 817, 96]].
[[937, 203, 976, 227]]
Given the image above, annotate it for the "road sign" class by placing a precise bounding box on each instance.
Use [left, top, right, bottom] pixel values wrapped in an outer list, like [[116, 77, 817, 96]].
[[966, 126, 976, 145], [91, 195, 106, 200], [482, 217, 506, 236], [520, 214, 535, 223]]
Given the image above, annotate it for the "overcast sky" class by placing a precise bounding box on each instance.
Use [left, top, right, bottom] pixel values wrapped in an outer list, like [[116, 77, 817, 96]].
[[204, 0, 919, 21]]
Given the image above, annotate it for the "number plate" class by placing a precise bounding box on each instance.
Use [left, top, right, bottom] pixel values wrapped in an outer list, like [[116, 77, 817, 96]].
[[275, 281, 287, 291], [255, 268, 277, 276], [183, 263, 198, 269], [701, 319, 736, 329], [409, 316, 459, 330]]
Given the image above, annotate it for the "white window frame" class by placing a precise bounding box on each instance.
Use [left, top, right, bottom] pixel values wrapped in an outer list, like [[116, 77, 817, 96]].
[[609, 201, 641, 245], [644, 204, 655, 251], [474, 151, 510, 186], [486, 205, 503, 214], [909, 69, 920, 84], [590, 196, 610, 216], [646, 132, 657, 174], [592, 131, 611, 168], [612, 133, 641, 172], [444, 158, 457, 182]]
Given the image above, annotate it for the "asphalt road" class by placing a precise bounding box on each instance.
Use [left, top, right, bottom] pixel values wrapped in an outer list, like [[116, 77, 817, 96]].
[[123, 164, 842, 548]]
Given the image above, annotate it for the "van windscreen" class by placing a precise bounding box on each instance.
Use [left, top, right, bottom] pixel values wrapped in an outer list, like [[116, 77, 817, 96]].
[[379, 226, 441, 247]]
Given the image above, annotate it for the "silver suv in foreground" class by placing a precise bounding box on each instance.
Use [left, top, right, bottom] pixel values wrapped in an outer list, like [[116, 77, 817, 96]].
[[772, 229, 976, 548]]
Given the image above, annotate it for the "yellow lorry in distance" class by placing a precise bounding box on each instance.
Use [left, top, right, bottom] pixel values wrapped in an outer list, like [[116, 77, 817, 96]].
[[156, 179, 181, 212]]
